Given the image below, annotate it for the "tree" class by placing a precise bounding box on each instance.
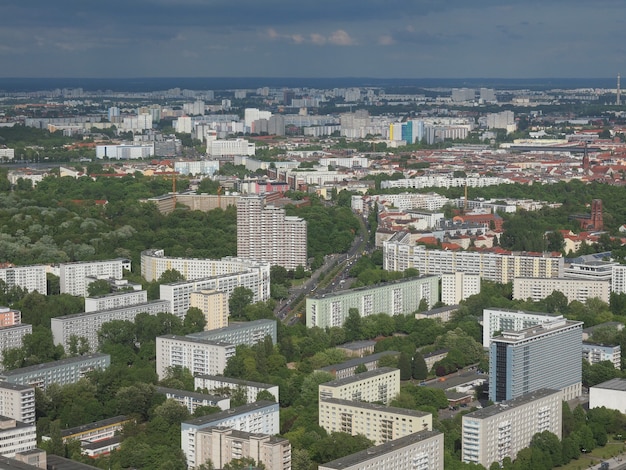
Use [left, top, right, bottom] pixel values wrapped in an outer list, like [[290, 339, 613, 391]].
[[354, 364, 368, 374], [229, 287, 254, 320], [223, 457, 265, 470], [152, 399, 190, 425], [157, 269, 185, 284], [343, 308, 363, 342], [256, 390, 276, 402], [412, 352, 428, 380], [87, 279, 111, 297], [398, 352, 412, 380], [530, 430, 563, 467], [183, 307, 206, 334], [160, 366, 195, 391]]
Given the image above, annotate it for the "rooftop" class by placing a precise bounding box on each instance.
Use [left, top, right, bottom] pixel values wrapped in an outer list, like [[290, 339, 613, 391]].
[[591, 378, 626, 392], [195, 375, 276, 390], [0, 354, 110, 377], [183, 400, 277, 428], [318, 351, 400, 373], [464, 388, 561, 419], [320, 398, 430, 418], [320, 367, 399, 388]]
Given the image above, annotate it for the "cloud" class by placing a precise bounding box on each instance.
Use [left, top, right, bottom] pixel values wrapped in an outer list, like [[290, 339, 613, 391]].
[[329, 30, 356, 46], [378, 35, 395, 46]]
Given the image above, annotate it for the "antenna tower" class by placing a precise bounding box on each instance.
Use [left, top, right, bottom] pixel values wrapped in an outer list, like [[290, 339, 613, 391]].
[[617, 74, 621, 106]]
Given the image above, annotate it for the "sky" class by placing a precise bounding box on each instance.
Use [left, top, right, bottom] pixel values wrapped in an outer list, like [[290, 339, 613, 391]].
[[1, 0, 625, 79]]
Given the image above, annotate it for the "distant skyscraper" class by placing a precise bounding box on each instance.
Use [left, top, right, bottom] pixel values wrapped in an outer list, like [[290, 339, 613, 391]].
[[237, 195, 307, 270], [489, 317, 583, 402]]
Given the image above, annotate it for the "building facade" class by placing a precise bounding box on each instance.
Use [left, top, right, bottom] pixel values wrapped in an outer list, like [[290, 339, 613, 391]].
[[181, 401, 279, 468], [462, 389, 563, 468], [236, 195, 307, 270], [0, 325, 32, 366], [317, 351, 400, 380], [0, 266, 46, 295], [189, 290, 229, 330], [156, 336, 235, 380], [383, 240, 563, 284], [0, 417, 36, 458], [155, 387, 230, 413], [306, 276, 439, 328], [489, 318, 583, 402], [194, 375, 279, 404], [318, 431, 444, 470], [513, 277, 610, 303], [0, 354, 110, 390], [59, 259, 129, 297], [582, 342, 621, 369], [441, 272, 481, 305], [482, 308, 560, 348], [51, 300, 171, 353], [319, 398, 431, 445], [0, 383, 35, 425], [318, 368, 400, 406], [194, 427, 291, 470], [84, 290, 148, 312], [589, 378, 626, 413]]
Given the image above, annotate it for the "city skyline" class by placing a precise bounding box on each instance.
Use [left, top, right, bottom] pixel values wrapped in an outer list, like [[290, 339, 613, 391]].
[[1, 0, 624, 79]]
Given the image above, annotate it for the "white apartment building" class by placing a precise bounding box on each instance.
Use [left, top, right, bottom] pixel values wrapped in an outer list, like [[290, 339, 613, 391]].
[[319, 398, 431, 445], [59, 259, 129, 297], [206, 139, 255, 157], [156, 335, 235, 380], [0, 383, 35, 425], [319, 430, 444, 470], [181, 401, 279, 468], [0, 354, 110, 390], [194, 375, 279, 404], [482, 308, 560, 348], [318, 368, 400, 406], [51, 300, 171, 353], [381, 175, 511, 190], [513, 277, 610, 303], [441, 272, 481, 305], [611, 264, 626, 294], [0, 148, 15, 160], [187, 319, 276, 347], [383, 240, 563, 285], [155, 387, 230, 413], [237, 196, 307, 270], [95, 144, 154, 159], [0, 265, 47, 295], [0, 325, 32, 365], [353, 193, 448, 213], [84, 290, 148, 312], [195, 427, 291, 470], [189, 290, 229, 330], [0, 417, 36, 458], [462, 389, 563, 468]]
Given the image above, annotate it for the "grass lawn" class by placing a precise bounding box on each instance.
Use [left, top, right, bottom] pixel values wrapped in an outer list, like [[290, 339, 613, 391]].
[[556, 442, 625, 469]]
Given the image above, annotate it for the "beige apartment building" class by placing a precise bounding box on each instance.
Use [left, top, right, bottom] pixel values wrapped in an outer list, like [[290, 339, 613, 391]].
[[190, 289, 229, 330], [513, 277, 610, 303], [319, 398, 431, 445], [195, 427, 291, 470], [318, 368, 400, 406]]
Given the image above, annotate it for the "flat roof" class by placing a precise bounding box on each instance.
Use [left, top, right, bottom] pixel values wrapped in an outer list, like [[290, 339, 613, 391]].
[[61, 415, 129, 438], [591, 378, 626, 392], [194, 375, 276, 390], [187, 319, 275, 339], [0, 354, 109, 377], [183, 400, 276, 427], [318, 351, 399, 373], [335, 340, 376, 350], [320, 367, 398, 388], [0, 455, 43, 470], [320, 398, 430, 418], [320, 431, 442, 469], [0, 382, 34, 392], [309, 275, 438, 300], [54, 300, 169, 321], [157, 335, 233, 347], [156, 386, 226, 402], [47, 454, 101, 470], [464, 389, 561, 419]]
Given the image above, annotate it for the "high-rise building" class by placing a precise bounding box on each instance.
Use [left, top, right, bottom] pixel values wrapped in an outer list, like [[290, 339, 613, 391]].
[[189, 290, 229, 330], [489, 317, 583, 402], [237, 195, 307, 270]]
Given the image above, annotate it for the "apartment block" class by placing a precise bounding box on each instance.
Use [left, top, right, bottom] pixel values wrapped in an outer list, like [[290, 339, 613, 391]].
[[440, 272, 481, 305], [84, 290, 148, 312], [0, 325, 32, 365], [0, 308, 21, 327], [189, 289, 229, 330], [318, 430, 444, 470], [611, 264, 626, 294], [0, 383, 35, 425], [317, 351, 400, 380], [0, 417, 36, 458], [181, 401, 279, 468], [318, 368, 400, 406], [383, 238, 563, 284], [513, 277, 610, 303], [306, 276, 439, 328], [156, 336, 235, 380], [582, 342, 621, 368], [319, 398, 431, 445], [51, 300, 171, 353], [0, 354, 110, 390], [59, 259, 129, 297], [195, 427, 291, 470], [194, 375, 279, 404], [236, 195, 307, 270], [489, 318, 583, 401], [187, 319, 277, 347], [58, 415, 130, 444], [0, 266, 46, 295], [155, 387, 230, 413], [462, 389, 562, 468]]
